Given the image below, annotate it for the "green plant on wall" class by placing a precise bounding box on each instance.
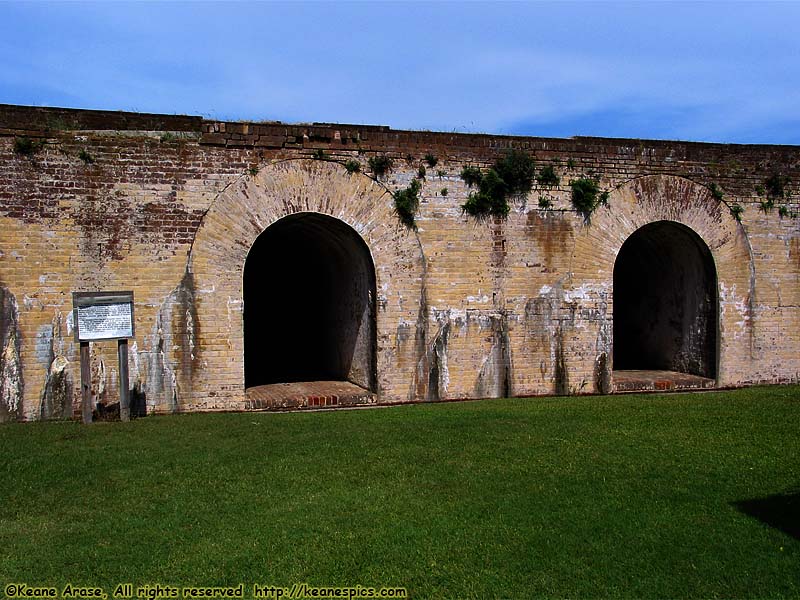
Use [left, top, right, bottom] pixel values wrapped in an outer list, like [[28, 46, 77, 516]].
[[462, 169, 511, 219], [394, 179, 421, 229], [765, 173, 789, 199], [493, 149, 536, 197], [708, 183, 724, 202], [344, 159, 361, 174], [424, 153, 438, 168], [570, 178, 609, 219], [460, 165, 483, 187], [708, 183, 747, 222], [759, 198, 774, 214], [312, 149, 328, 160], [368, 154, 393, 178], [78, 149, 94, 164], [536, 164, 560, 187], [460, 149, 536, 220], [13, 137, 43, 156]]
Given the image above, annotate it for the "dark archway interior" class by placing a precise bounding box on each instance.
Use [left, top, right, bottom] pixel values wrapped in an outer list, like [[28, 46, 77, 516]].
[[243, 213, 376, 390], [613, 221, 717, 378]]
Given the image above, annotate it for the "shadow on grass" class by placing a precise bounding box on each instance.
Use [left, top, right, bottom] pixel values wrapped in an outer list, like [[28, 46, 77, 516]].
[[733, 490, 800, 540]]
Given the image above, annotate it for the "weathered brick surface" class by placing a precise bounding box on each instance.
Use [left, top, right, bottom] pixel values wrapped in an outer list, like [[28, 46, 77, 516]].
[[0, 104, 798, 421]]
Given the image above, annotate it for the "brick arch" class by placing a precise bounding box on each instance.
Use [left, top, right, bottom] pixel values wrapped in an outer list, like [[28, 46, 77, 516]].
[[568, 174, 754, 388], [186, 159, 427, 409]]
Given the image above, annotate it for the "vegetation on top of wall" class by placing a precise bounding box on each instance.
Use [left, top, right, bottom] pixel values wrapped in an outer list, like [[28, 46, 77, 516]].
[[393, 179, 421, 229], [570, 178, 609, 219], [13, 136, 44, 156], [460, 150, 536, 220], [312, 149, 328, 160], [368, 154, 393, 178]]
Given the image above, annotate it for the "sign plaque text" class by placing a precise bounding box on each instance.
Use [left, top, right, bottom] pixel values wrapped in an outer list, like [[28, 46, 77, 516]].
[[73, 291, 135, 342], [72, 291, 135, 423]]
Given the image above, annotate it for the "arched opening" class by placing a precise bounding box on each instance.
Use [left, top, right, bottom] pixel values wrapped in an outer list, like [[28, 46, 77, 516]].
[[613, 221, 717, 381], [243, 213, 376, 393]]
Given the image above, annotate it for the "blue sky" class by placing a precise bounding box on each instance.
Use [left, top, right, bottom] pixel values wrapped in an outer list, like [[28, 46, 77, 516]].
[[1, 1, 799, 144]]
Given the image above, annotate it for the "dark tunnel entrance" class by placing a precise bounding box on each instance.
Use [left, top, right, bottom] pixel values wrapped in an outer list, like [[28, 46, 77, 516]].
[[613, 221, 718, 380], [243, 213, 376, 391]]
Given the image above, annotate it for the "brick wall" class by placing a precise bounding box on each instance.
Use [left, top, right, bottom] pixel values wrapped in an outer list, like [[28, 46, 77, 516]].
[[0, 104, 797, 421]]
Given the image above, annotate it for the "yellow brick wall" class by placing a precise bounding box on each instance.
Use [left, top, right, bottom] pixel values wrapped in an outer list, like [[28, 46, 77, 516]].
[[0, 106, 798, 421]]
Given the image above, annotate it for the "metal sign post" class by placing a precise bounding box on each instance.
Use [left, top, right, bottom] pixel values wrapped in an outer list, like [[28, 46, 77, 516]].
[[73, 291, 135, 423]]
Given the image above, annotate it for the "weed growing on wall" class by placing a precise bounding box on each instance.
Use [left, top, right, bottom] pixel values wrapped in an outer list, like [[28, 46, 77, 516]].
[[460, 166, 483, 187], [708, 183, 746, 222], [709, 183, 724, 202], [462, 168, 512, 219], [393, 179, 421, 229], [13, 137, 43, 156], [424, 153, 438, 168], [536, 165, 560, 187], [460, 150, 536, 220], [368, 155, 393, 178], [765, 173, 789, 199], [344, 159, 361, 174], [570, 178, 609, 218], [493, 149, 536, 197], [78, 149, 94, 164]]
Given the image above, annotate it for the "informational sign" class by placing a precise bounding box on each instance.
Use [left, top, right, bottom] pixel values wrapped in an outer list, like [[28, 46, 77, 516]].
[[73, 291, 135, 342]]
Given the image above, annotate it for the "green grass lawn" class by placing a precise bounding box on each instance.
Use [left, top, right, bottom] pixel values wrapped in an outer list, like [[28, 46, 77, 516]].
[[1, 386, 798, 599]]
